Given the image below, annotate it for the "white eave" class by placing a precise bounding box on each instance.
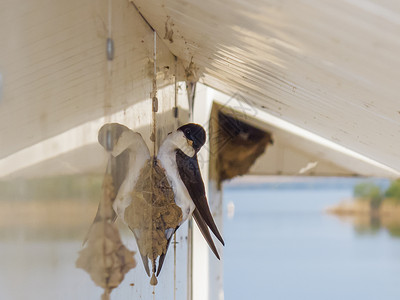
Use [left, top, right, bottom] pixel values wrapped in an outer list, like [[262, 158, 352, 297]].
[[133, 0, 400, 175], [1, 0, 400, 179]]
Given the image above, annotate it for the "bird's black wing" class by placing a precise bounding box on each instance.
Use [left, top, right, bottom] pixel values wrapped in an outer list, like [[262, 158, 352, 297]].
[[91, 123, 131, 224], [157, 209, 221, 276], [176, 150, 225, 248], [156, 226, 180, 276], [83, 142, 129, 244], [94, 150, 129, 221], [131, 228, 151, 276], [192, 208, 220, 259]]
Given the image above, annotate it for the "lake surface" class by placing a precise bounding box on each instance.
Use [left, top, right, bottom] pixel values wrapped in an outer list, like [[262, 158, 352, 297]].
[[223, 186, 400, 300], [1, 178, 400, 300]]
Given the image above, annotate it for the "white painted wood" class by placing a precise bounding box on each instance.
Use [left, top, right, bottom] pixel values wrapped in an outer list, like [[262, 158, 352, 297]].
[[132, 0, 400, 173], [207, 85, 400, 178], [0, 1, 192, 299], [3, 1, 400, 299], [0, 0, 175, 158]]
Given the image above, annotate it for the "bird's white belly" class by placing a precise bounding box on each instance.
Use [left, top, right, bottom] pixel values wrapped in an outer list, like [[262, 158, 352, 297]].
[[158, 154, 195, 224], [113, 156, 147, 223], [173, 179, 195, 223]]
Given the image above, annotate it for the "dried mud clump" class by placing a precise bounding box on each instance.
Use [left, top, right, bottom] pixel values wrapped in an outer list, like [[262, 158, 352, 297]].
[[216, 112, 273, 187], [76, 222, 136, 299], [77, 175, 136, 300], [124, 159, 182, 283]]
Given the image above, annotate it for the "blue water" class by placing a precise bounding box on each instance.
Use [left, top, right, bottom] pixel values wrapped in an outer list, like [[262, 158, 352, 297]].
[[2, 182, 400, 299], [223, 187, 400, 300]]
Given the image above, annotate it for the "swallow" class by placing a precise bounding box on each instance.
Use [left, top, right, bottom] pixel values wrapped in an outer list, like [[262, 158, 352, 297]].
[[156, 123, 225, 275], [83, 123, 146, 243], [86, 123, 224, 282]]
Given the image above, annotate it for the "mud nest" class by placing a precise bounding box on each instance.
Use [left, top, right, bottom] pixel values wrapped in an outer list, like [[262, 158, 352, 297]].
[[77, 174, 137, 300], [216, 112, 273, 186], [124, 159, 182, 279]]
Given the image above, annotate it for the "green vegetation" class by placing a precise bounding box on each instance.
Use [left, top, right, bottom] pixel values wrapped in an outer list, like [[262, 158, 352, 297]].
[[353, 179, 400, 208], [353, 181, 384, 209], [338, 180, 400, 240], [384, 179, 400, 204]]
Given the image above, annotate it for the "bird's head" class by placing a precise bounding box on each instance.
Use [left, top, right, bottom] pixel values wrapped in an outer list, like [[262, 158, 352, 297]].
[[165, 123, 206, 157], [98, 123, 143, 157], [178, 123, 206, 155]]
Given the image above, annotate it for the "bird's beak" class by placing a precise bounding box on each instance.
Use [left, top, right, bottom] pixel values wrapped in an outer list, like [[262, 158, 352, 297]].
[[187, 139, 193, 147]]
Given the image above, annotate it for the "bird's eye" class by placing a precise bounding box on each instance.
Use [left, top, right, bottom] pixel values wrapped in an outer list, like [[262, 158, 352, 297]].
[[185, 128, 191, 135]]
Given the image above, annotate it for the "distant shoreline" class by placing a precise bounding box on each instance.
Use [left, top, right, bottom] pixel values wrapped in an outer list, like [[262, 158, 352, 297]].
[[326, 198, 400, 217], [326, 198, 400, 235], [224, 175, 389, 190]]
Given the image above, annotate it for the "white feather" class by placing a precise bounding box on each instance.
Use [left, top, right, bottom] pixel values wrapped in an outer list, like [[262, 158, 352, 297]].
[[158, 130, 196, 224], [112, 130, 150, 223]]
